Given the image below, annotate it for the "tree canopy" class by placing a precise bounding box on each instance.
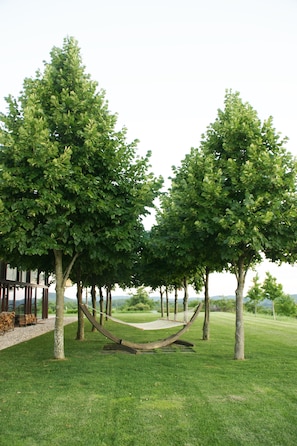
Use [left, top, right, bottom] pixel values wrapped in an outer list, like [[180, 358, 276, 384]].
[[0, 37, 162, 358], [156, 90, 297, 359], [1, 41, 296, 361]]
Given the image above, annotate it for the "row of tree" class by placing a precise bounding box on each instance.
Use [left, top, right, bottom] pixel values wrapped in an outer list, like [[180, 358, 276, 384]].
[[1, 37, 297, 360], [246, 273, 297, 318], [137, 90, 297, 359]]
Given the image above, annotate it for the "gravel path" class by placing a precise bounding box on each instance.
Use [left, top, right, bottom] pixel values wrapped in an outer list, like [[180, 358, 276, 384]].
[[0, 316, 77, 351]]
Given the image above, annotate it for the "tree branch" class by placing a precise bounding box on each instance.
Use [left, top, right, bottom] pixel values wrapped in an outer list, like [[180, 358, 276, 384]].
[[62, 252, 80, 288]]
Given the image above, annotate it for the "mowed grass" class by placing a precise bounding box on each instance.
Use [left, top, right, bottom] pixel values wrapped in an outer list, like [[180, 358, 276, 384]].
[[1, 312, 297, 446]]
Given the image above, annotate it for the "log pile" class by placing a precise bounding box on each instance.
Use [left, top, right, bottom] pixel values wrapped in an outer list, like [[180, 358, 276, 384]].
[[15, 314, 37, 327], [0, 312, 15, 335]]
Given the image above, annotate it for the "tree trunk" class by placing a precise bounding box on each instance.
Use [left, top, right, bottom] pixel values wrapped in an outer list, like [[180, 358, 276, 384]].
[[234, 258, 246, 360], [99, 287, 104, 325], [91, 284, 96, 332], [53, 249, 79, 359], [203, 268, 210, 340], [105, 286, 112, 316], [183, 277, 189, 323], [105, 288, 109, 321], [108, 287, 112, 316], [159, 287, 164, 318], [76, 280, 84, 340], [165, 286, 169, 319], [105, 286, 112, 319], [54, 250, 65, 360], [174, 286, 178, 321]]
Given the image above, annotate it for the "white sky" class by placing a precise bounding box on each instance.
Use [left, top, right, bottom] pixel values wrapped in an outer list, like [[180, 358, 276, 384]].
[[1, 0, 297, 296]]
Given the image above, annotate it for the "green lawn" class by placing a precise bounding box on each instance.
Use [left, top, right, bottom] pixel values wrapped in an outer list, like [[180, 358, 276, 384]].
[[1, 312, 297, 446]]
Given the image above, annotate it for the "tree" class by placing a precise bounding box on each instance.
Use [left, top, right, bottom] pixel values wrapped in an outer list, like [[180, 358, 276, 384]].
[[274, 294, 297, 318], [157, 150, 226, 340], [153, 189, 206, 320], [246, 274, 264, 316], [161, 90, 297, 359], [198, 91, 297, 358], [246, 272, 297, 318], [262, 272, 286, 320], [0, 37, 162, 359], [124, 287, 155, 311]]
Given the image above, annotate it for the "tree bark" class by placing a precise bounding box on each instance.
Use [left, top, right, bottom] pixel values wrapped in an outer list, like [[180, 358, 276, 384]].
[[99, 287, 104, 325], [174, 286, 178, 321], [105, 286, 112, 319], [159, 287, 164, 318], [165, 286, 169, 319], [105, 286, 112, 317], [53, 249, 79, 359], [234, 257, 246, 360], [105, 288, 109, 321], [54, 250, 65, 360], [91, 284, 96, 332], [203, 267, 210, 340], [183, 277, 189, 323], [76, 280, 84, 340]]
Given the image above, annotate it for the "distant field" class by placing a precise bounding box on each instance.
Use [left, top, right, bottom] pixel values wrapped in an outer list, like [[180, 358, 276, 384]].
[[1, 312, 297, 445]]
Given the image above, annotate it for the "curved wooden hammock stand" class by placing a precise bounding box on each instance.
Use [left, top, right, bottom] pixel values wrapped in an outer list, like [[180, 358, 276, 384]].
[[79, 303, 202, 353]]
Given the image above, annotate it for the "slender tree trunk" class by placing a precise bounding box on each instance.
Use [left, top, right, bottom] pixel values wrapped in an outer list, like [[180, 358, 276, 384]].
[[203, 267, 210, 340], [105, 288, 109, 321], [99, 287, 104, 325], [174, 285, 178, 321], [76, 280, 84, 340], [183, 277, 189, 323], [108, 288, 112, 316], [105, 286, 112, 316], [272, 300, 276, 320], [105, 287, 112, 319], [91, 284, 96, 332], [54, 250, 65, 360], [165, 286, 169, 319], [53, 249, 79, 359], [234, 258, 246, 360], [160, 287, 164, 318]]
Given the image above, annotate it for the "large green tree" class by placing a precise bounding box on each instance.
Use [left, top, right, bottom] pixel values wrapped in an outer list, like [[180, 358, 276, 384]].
[[200, 92, 297, 358], [0, 37, 162, 359], [163, 91, 297, 359]]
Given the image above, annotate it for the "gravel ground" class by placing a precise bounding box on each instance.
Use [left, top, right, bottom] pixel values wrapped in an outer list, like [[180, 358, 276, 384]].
[[0, 316, 77, 351]]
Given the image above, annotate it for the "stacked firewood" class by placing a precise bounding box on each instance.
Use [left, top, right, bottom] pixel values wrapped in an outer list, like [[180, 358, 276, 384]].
[[0, 312, 15, 335], [16, 314, 37, 327]]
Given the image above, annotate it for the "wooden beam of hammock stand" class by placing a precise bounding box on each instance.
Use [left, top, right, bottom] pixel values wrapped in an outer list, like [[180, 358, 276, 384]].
[[79, 303, 202, 354]]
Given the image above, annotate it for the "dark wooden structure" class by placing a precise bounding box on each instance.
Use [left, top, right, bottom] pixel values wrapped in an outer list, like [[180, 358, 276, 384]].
[[0, 262, 49, 325]]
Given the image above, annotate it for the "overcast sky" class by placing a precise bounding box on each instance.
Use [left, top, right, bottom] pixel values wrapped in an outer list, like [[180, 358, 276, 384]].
[[1, 0, 297, 296]]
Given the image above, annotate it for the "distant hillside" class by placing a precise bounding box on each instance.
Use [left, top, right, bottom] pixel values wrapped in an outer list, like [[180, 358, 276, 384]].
[[47, 292, 297, 303], [48, 292, 77, 304]]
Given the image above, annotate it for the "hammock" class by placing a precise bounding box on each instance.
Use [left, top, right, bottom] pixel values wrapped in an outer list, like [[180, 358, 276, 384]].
[[79, 303, 202, 353], [98, 312, 186, 331]]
